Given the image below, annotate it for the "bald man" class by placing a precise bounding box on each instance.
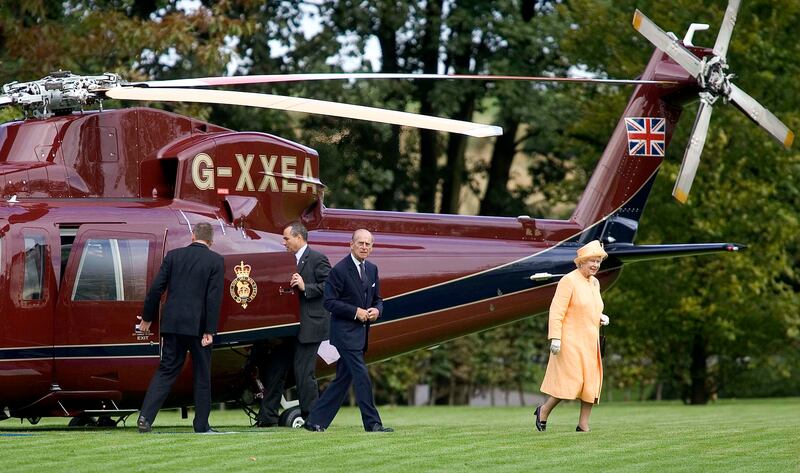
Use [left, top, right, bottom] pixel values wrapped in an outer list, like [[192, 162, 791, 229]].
[[303, 229, 392, 433]]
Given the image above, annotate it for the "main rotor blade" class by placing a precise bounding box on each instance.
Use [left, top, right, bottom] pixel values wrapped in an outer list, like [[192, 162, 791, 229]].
[[713, 0, 740, 60], [136, 73, 676, 88], [632, 9, 703, 78], [673, 98, 714, 204], [728, 83, 794, 148], [105, 87, 503, 137]]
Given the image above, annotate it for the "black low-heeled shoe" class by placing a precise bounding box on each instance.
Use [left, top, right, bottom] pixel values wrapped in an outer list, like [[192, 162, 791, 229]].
[[534, 406, 547, 431], [576, 425, 590, 432]]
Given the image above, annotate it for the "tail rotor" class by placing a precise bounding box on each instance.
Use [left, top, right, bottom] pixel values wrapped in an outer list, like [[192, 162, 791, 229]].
[[633, 0, 793, 203]]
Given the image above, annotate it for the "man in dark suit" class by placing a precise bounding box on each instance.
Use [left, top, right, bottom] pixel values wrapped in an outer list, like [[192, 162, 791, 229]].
[[255, 222, 331, 426], [304, 229, 393, 433], [136, 222, 225, 433]]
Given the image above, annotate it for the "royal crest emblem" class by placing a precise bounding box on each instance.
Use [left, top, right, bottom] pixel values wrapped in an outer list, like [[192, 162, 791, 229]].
[[230, 260, 257, 309]]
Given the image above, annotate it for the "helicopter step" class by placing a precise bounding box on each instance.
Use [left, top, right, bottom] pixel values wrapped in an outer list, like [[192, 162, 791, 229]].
[[82, 408, 139, 416], [70, 408, 138, 428], [68, 403, 138, 428]]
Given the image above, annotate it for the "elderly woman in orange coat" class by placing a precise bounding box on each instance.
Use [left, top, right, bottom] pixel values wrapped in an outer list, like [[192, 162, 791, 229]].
[[535, 240, 610, 432]]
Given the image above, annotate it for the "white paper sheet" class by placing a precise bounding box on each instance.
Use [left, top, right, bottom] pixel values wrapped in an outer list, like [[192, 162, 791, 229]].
[[317, 340, 340, 364]]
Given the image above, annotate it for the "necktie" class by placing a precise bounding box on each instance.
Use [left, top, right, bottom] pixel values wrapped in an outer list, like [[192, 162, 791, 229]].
[[359, 262, 367, 303]]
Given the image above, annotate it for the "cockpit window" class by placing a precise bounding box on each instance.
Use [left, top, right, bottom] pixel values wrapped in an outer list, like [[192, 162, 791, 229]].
[[23, 234, 45, 300], [72, 238, 149, 301]]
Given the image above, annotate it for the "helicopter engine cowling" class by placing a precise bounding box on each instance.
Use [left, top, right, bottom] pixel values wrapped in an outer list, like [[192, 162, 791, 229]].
[[154, 131, 325, 233]]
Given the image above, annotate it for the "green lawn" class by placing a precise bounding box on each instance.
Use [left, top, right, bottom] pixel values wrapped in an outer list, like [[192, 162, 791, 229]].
[[1, 398, 797, 472]]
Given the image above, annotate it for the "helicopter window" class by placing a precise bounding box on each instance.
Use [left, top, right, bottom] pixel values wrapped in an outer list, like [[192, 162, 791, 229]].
[[72, 238, 149, 301], [23, 234, 46, 301], [59, 226, 78, 283]]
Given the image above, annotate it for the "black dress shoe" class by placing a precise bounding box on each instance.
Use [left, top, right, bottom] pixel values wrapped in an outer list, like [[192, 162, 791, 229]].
[[254, 420, 278, 428], [197, 427, 219, 434], [576, 425, 590, 432], [303, 423, 325, 432], [137, 416, 152, 433], [368, 424, 394, 432], [534, 406, 547, 432]]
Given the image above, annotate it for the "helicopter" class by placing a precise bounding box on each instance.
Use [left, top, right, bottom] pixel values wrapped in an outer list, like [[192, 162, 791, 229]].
[[0, 1, 792, 428]]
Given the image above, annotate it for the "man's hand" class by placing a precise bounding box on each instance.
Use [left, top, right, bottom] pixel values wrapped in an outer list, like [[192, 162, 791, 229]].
[[290, 272, 305, 292], [137, 316, 151, 334], [600, 314, 610, 326], [201, 333, 214, 347], [366, 307, 380, 322], [550, 339, 561, 355], [355, 307, 370, 322]]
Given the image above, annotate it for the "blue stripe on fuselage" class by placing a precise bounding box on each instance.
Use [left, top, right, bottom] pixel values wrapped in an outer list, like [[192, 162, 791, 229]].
[[380, 242, 611, 321], [0, 344, 159, 360]]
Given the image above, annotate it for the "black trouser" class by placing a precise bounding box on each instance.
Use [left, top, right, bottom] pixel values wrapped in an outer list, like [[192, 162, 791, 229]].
[[259, 339, 321, 423], [305, 346, 381, 430], [140, 333, 212, 432]]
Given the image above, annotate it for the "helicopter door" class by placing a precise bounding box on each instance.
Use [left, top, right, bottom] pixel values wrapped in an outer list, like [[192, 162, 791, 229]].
[[2, 225, 57, 402], [54, 224, 163, 392]]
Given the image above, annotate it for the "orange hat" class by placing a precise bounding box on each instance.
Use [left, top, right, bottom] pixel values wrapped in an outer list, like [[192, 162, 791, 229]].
[[573, 240, 608, 265]]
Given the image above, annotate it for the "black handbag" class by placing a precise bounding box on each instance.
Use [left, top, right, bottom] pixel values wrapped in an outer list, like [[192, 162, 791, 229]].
[[599, 327, 607, 357]]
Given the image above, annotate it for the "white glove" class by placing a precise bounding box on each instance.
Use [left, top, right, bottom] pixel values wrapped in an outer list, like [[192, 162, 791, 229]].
[[550, 339, 561, 355], [600, 314, 610, 326]]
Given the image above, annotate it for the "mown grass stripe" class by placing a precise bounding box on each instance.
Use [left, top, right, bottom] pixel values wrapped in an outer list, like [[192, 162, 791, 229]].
[[0, 399, 797, 472]]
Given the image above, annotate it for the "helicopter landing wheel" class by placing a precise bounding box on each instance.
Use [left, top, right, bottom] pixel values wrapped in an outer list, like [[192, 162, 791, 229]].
[[278, 406, 304, 428], [68, 415, 98, 427]]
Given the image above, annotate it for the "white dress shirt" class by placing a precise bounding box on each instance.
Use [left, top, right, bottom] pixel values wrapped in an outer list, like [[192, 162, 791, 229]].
[[295, 244, 308, 266]]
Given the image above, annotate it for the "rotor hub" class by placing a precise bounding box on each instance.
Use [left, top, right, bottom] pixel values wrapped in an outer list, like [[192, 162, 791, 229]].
[[1, 72, 121, 118], [699, 56, 732, 99]]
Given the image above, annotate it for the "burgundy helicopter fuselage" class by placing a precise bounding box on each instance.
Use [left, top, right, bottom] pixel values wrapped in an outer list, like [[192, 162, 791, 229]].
[[0, 47, 704, 419]]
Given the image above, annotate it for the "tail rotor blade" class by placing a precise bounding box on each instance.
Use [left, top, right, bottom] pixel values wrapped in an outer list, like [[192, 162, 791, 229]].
[[632, 9, 703, 77], [673, 98, 714, 203], [104, 87, 503, 138], [712, 0, 741, 60], [728, 83, 794, 148]]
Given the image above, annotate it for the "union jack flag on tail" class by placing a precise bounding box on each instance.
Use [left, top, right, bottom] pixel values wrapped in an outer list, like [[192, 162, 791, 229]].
[[625, 117, 665, 157]]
